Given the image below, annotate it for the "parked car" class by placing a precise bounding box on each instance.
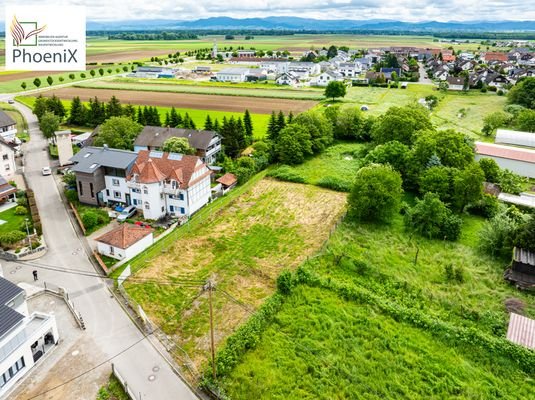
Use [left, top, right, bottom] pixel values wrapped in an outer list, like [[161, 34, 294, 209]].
[[41, 166, 52, 176], [117, 205, 137, 222], [7, 100, 15, 104]]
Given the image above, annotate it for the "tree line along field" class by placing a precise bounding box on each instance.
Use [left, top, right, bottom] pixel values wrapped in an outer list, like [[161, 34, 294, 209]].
[[15, 95, 272, 139], [216, 214, 535, 399], [124, 177, 347, 373]]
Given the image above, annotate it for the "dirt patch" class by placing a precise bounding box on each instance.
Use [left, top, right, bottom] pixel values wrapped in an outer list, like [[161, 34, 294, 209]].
[[129, 179, 347, 372], [40, 87, 317, 114]]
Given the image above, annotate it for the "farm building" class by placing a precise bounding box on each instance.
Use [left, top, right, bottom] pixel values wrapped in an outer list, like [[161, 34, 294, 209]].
[[475, 142, 535, 178], [0, 111, 17, 143], [96, 224, 154, 261], [495, 129, 535, 148], [129, 66, 175, 79], [216, 68, 250, 82]]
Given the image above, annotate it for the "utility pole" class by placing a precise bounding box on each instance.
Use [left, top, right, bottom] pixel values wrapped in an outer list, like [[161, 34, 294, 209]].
[[25, 218, 32, 250], [207, 279, 216, 381]]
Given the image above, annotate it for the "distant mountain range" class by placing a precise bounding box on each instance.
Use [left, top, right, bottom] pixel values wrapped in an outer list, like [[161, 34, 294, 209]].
[[1, 17, 535, 32]]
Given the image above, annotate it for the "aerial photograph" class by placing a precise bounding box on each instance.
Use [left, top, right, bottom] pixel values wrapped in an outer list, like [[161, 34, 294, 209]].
[[0, 0, 534, 399]]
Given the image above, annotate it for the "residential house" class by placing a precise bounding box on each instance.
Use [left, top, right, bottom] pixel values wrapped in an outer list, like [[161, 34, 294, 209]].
[[0, 276, 58, 398], [0, 111, 17, 143], [380, 67, 402, 82], [0, 138, 16, 179], [338, 62, 360, 78], [126, 150, 212, 219], [475, 142, 535, 178], [0, 176, 16, 204], [70, 146, 138, 206], [133, 126, 221, 165], [275, 72, 300, 87], [95, 224, 154, 261], [287, 62, 321, 77], [482, 52, 509, 63], [216, 68, 250, 82], [236, 50, 256, 58], [315, 70, 344, 86], [446, 76, 465, 91]]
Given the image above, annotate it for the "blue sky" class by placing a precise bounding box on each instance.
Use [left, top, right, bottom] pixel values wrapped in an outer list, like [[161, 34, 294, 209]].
[[1, 0, 533, 22]]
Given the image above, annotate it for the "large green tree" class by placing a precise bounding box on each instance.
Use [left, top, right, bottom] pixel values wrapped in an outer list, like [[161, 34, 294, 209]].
[[482, 112, 511, 136], [162, 137, 195, 155], [452, 162, 485, 211], [508, 77, 535, 109], [39, 111, 60, 140], [93, 117, 143, 150], [362, 140, 411, 178], [292, 110, 333, 154], [68, 96, 87, 126], [371, 105, 432, 145], [419, 166, 456, 204], [333, 107, 369, 140], [275, 124, 313, 165], [324, 81, 347, 102], [516, 109, 535, 132], [412, 129, 474, 170], [348, 164, 403, 222]]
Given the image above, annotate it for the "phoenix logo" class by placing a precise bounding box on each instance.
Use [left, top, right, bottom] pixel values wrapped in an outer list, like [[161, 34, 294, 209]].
[[10, 15, 47, 46]]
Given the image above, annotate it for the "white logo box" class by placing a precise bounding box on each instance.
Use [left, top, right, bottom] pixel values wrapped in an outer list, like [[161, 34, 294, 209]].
[[5, 5, 86, 71]]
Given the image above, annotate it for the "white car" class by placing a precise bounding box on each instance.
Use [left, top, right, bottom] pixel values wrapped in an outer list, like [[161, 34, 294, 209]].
[[117, 205, 137, 222], [41, 167, 52, 176]]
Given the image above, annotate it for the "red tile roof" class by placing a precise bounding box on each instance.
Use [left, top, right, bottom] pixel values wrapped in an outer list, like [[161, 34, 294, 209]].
[[96, 224, 152, 250], [476, 142, 535, 163], [483, 52, 508, 62], [216, 173, 237, 187]]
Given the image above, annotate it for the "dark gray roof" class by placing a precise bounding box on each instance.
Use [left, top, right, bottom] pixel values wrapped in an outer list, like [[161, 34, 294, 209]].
[[0, 110, 16, 129], [70, 146, 138, 174], [0, 277, 24, 338], [134, 126, 218, 151]]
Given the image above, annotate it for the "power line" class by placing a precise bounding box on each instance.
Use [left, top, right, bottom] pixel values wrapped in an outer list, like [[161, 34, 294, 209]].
[[25, 334, 149, 400]]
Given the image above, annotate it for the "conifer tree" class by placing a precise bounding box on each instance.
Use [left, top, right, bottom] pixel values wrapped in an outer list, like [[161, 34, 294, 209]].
[[277, 110, 286, 133], [243, 109, 253, 145], [204, 114, 214, 130], [267, 111, 278, 141]]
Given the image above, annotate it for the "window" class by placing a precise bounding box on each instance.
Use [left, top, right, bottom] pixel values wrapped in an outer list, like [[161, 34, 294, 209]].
[[1, 357, 25, 388], [110, 246, 114, 255], [113, 191, 121, 199], [90, 183, 94, 198], [144, 202, 150, 210], [160, 193, 164, 200], [143, 186, 148, 194], [161, 206, 164, 212], [180, 207, 185, 214], [178, 193, 184, 201], [2, 154, 8, 160], [169, 205, 174, 212], [112, 178, 120, 186], [132, 199, 138, 206], [78, 181, 83, 196], [106, 189, 110, 196], [4, 164, 10, 171]]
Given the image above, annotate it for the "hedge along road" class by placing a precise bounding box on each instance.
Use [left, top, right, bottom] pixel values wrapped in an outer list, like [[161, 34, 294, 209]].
[[38, 87, 318, 114]]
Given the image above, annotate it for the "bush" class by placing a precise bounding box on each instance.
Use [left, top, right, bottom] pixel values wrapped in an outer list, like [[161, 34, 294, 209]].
[[65, 189, 79, 203], [14, 206, 28, 215], [498, 169, 526, 195], [0, 231, 26, 246], [466, 194, 500, 218], [479, 158, 500, 183], [16, 196, 28, 207], [267, 166, 305, 184], [478, 207, 528, 259], [316, 177, 352, 192], [81, 211, 99, 230], [19, 220, 33, 233], [277, 270, 294, 295]]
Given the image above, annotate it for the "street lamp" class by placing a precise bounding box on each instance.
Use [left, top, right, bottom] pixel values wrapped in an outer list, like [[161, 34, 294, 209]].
[[25, 218, 32, 251]]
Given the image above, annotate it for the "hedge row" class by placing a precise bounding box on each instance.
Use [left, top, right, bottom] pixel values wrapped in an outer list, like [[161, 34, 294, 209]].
[[26, 189, 42, 235], [266, 166, 306, 184]]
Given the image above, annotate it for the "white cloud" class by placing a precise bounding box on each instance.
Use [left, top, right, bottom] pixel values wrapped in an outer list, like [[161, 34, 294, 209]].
[[1, 0, 533, 22]]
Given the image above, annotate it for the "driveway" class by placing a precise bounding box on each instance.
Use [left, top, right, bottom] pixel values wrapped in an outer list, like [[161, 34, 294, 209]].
[[418, 62, 434, 85], [1, 99, 199, 400]]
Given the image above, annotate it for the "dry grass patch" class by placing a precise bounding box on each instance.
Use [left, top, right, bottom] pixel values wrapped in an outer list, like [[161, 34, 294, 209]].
[[126, 179, 346, 372]]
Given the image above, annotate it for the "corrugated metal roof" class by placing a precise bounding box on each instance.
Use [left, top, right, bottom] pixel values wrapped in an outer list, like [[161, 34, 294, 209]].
[[475, 142, 535, 163], [514, 247, 535, 267], [507, 313, 535, 350], [496, 129, 535, 149]]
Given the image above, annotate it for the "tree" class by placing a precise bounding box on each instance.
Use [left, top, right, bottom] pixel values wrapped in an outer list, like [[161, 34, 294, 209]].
[[482, 112, 511, 136], [439, 81, 449, 92], [371, 105, 433, 145], [274, 124, 312, 165], [452, 162, 485, 211], [33, 78, 41, 88], [33, 96, 48, 121], [425, 95, 439, 110], [98, 68, 104, 76], [243, 110, 253, 145], [169, 107, 181, 127], [69, 73, 75, 80], [45, 95, 66, 119], [348, 164, 403, 222], [162, 137, 195, 155], [327, 45, 338, 59], [106, 96, 123, 118], [46, 76, 53, 86], [276, 111, 286, 133], [412, 129, 474, 170], [39, 111, 60, 140], [479, 207, 528, 259], [292, 110, 333, 154], [93, 117, 143, 150], [404, 192, 462, 241], [324, 81, 347, 102], [515, 217, 535, 252], [362, 141, 411, 178], [266, 111, 280, 142], [419, 166, 456, 203], [87, 97, 106, 127], [68, 96, 87, 126], [508, 77, 535, 109], [204, 114, 214, 131], [516, 109, 535, 132], [21, 82, 27, 90], [90, 69, 96, 77], [334, 106, 369, 140], [478, 158, 500, 183]]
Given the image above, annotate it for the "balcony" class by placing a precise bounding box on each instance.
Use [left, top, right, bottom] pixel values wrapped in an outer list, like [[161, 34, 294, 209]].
[[163, 185, 180, 195], [126, 181, 140, 189]]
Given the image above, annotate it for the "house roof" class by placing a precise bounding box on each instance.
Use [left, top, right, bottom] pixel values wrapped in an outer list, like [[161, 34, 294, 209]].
[[130, 150, 210, 188], [70, 146, 138, 174], [475, 142, 535, 163], [484, 52, 508, 62], [0, 175, 17, 199], [507, 313, 535, 350], [446, 76, 464, 86], [0, 110, 16, 129], [216, 173, 237, 187], [217, 67, 250, 75], [95, 224, 152, 250], [0, 277, 24, 339], [496, 129, 535, 148], [134, 126, 217, 151]]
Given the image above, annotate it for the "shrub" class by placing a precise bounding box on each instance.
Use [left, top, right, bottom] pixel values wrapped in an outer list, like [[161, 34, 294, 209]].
[[267, 166, 305, 184], [277, 270, 294, 295], [498, 169, 526, 195], [81, 211, 99, 230], [466, 193, 500, 218], [14, 206, 28, 215], [19, 220, 33, 233], [479, 158, 500, 183], [16, 197, 28, 207], [0, 231, 26, 246], [316, 176, 352, 192], [65, 189, 79, 203], [478, 207, 528, 259]]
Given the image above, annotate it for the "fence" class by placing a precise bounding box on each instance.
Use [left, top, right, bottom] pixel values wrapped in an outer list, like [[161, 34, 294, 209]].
[[69, 202, 86, 235]]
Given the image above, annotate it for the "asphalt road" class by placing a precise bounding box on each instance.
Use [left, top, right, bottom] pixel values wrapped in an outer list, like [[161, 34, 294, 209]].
[[1, 97, 199, 400]]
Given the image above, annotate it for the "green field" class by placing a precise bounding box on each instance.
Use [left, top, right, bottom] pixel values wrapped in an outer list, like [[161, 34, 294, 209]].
[[216, 214, 535, 398], [15, 96, 271, 139], [0, 206, 26, 235]]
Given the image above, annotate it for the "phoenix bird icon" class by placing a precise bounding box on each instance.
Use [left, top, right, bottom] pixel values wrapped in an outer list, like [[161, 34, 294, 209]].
[[10, 15, 47, 46]]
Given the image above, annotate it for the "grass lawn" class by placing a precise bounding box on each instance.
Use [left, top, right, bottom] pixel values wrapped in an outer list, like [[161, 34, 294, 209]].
[[0, 104, 29, 142], [216, 215, 535, 398], [269, 142, 364, 191], [0, 206, 26, 235], [16, 96, 271, 140], [125, 177, 347, 371], [219, 284, 534, 400]]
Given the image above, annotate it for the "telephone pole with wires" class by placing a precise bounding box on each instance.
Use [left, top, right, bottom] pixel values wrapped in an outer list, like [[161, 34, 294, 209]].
[[204, 279, 217, 381]]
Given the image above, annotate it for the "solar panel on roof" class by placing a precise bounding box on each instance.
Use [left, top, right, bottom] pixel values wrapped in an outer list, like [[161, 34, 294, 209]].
[[149, 151, 163, 158], [168, 153, 183, 160]]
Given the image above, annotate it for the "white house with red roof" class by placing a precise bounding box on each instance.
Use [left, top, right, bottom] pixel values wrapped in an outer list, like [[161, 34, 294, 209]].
[[95, 224, 154, 261]]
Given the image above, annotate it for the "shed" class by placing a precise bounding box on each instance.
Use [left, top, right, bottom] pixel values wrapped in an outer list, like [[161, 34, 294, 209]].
[[504, 247, 535, 290], [95, 224, 154, 261], [216, 173, 238, 193]]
